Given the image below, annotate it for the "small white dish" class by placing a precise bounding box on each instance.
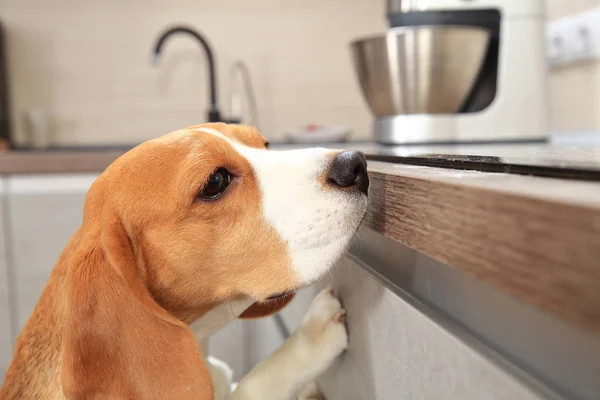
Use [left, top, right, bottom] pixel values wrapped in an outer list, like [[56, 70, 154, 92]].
[[286, 125, 351, 144]]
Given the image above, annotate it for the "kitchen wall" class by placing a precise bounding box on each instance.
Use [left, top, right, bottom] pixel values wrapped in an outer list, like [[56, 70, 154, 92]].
[[2, 0, 600, 146], [547, 0, 600, 133], [0, 0, 385, 145]]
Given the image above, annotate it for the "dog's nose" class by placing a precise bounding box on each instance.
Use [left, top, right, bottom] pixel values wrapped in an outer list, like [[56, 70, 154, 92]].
[[327, 151, 369, 195]]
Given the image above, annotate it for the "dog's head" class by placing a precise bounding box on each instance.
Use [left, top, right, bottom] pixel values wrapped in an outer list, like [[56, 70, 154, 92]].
[[83, 123, 368, 322]]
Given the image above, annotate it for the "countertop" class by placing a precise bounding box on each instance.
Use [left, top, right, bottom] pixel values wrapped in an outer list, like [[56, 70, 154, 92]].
[[0, 150, 126, 175], [365, 161, 600, 333], [2, 136, 600, 334], [3, 132, 600, 179]]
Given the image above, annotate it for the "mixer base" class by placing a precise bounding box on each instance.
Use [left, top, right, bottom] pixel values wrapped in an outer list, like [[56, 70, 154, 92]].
[[373, 115, 548, 145]]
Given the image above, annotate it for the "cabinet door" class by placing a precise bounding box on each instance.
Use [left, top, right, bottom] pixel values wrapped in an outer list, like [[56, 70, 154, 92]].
[[7, 174, 98, 334], [316, 257, 543, 400], [0, 178, 11, 382]]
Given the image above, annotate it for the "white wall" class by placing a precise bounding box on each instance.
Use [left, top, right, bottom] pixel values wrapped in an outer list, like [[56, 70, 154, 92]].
[[1, 0, 385, 145], [547, 0, 600, 132], [2, 0, 599, 146]]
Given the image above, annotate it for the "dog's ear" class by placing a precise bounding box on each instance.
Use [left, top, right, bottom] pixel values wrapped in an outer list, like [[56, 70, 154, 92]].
[[60, 207, 213, 399], [239, 293, 296, 319]]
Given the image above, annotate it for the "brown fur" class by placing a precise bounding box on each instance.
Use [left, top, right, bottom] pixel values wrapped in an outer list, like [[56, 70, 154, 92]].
[[1, 124, 301, 399]]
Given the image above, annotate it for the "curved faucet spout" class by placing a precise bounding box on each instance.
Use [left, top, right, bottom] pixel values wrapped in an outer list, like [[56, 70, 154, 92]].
[[151, 25, 221, 123]]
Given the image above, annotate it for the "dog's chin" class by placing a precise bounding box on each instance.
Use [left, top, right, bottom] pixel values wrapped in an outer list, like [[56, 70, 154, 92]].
[[263, 216, 366, 303]]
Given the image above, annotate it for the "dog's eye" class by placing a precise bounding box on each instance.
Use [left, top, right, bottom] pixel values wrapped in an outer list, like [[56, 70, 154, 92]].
[[197, 168, 231, 200]]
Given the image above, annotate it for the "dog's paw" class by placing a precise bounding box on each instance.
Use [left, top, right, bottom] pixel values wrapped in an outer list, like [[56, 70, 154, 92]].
[[297, 285, 348, 362], [298, 382, 327, 400], [207, 356, 234, 400]]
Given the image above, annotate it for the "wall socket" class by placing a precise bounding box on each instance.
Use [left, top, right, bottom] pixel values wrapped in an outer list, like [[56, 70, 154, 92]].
[[547, 7, 600, 68]]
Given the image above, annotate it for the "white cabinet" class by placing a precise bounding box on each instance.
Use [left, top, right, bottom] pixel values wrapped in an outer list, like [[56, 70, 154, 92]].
[[6, 174, 97, 333], [2, 172, 247, 382], [316, 257, 543, 400], [0, 179, 11, 381]]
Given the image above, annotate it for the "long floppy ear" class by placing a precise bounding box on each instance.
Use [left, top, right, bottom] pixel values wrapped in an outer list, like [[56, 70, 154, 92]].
[[60, 210, 213, 399], [239, 293, 296, 319]]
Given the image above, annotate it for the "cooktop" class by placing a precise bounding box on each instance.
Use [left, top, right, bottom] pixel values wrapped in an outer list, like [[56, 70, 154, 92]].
[[353, 134, 600, 182]]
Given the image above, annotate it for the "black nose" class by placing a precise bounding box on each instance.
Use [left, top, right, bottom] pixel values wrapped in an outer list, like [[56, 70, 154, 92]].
[[327, 151, 369, 195]]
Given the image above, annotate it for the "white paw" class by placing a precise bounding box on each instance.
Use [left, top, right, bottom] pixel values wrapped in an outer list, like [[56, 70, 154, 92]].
[[207, 356, 234, 400], [298, 382, 326, 400], [298, 285, 348, 363]]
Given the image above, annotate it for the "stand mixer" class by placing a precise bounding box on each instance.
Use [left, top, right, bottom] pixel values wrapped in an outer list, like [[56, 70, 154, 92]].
[[351, 0, 547, 144]]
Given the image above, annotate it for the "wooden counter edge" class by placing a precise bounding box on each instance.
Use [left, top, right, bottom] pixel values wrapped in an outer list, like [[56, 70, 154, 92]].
[[364, 162, 600, 335]]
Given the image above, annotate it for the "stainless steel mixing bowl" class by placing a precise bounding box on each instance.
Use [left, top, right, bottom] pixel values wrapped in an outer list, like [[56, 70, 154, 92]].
[[350, 26, 491, 116]]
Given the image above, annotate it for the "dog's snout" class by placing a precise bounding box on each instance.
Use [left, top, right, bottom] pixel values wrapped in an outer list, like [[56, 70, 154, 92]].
[[327, 151, 369, 195]]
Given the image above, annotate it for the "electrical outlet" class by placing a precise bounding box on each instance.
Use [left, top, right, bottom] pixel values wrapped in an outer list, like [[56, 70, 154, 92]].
[[547, 22, 570, 66], [547, 7, 600, 68]]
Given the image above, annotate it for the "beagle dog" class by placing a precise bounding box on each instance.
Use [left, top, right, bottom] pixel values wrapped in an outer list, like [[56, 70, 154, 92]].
[[0, 123, 368, 399]]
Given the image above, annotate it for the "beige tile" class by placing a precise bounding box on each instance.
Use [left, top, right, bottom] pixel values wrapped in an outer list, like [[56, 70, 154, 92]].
[[547, 0, 600, 20], [4, 0, 599, 142], [546, 0, 600, 132], [1, 0, 384, 145], [549, 63, 600, 132]]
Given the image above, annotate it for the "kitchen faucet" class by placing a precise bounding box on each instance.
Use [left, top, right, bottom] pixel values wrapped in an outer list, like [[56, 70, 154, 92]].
[[150, 25, 238, 124]]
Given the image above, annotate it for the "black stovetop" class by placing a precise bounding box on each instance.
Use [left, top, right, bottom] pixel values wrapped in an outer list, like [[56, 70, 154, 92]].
[[354, 134, 600, 182]]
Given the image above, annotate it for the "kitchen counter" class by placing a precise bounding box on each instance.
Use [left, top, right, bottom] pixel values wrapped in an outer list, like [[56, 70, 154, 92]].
[[2, 138, 598, 332], [3, 132, 600, 178], [0, 150, 125, 174], [2, 137, 600, 398], [366, 159, 600, 326]]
